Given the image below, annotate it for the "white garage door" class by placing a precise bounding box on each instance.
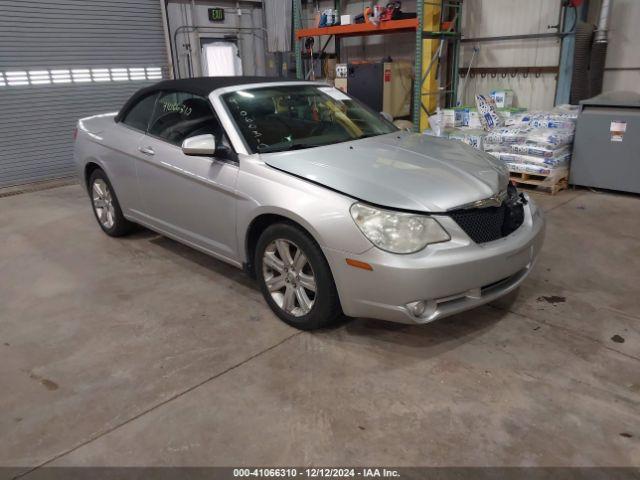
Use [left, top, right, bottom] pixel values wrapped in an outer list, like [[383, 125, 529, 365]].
[[0, 0, 170, 187]]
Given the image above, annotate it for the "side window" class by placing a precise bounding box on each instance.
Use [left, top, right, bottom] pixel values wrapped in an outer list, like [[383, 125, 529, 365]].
[[121, 93, 158, 132], [148, 91, 221, 146]]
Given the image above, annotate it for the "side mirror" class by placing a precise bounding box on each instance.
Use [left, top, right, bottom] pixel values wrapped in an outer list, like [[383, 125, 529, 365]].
[[181, 134, 216, 156], [380, 111, 393, 123]]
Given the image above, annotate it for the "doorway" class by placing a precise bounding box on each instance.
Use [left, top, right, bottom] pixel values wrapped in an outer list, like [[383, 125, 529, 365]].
[[200, 38, 242, 76]]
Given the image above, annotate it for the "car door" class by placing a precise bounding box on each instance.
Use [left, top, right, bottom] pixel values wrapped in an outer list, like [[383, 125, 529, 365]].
[[134, 91, 240, 262], [106, 92, 159, 215]]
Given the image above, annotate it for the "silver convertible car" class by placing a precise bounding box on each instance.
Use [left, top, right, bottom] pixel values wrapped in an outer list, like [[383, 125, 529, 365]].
[[74, 77, 544, 330]]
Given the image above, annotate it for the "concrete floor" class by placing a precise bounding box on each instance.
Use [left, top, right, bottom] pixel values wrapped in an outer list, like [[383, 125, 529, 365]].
[[1, 184, 639, 471]]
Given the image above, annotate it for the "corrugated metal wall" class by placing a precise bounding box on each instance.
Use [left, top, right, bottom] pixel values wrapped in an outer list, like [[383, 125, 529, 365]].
[[591, 0, 640, 93], [0, 0, 169, 188]]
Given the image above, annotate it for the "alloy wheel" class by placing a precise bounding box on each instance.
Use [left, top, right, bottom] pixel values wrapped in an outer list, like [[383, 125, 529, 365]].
[[262, 239, 317, 317], [92, 178, 116, 229]]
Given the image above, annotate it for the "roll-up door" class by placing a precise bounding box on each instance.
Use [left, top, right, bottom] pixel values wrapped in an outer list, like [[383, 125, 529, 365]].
[[0, 0, 170, 187]]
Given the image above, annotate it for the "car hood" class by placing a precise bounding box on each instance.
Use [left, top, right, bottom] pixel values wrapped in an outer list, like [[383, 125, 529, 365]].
[[261, 132, 509, 212]]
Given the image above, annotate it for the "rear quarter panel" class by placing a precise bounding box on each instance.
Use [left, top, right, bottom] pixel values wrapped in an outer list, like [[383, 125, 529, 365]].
[[74, 114, 142, 215]]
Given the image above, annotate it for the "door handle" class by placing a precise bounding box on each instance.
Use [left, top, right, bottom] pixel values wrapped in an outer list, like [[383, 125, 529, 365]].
[[138, 146, 155, 156]]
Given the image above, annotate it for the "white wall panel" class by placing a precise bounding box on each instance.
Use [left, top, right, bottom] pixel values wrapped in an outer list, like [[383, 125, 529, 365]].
[[600, 0, 640, 93], [459, 71, 558, 110], [459, 0, 561, 109]]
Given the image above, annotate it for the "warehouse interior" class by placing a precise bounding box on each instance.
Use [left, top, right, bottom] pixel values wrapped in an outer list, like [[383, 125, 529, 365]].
[[1, 0, 639, 476]]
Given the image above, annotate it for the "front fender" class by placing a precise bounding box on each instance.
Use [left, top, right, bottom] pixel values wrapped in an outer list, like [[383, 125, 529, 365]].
[[235, 159, 373, 264]]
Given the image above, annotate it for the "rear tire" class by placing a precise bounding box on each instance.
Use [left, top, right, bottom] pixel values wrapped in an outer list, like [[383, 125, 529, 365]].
[[88, 169, 134, 237], [255, 222, 342, 330]]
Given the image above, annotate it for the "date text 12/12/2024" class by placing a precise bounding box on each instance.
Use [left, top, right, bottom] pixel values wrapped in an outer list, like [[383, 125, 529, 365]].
[[233, 468, 401, 478]]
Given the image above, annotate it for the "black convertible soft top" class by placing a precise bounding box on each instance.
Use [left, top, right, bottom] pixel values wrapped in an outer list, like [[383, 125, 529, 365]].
[[115, 76, 301, 122]]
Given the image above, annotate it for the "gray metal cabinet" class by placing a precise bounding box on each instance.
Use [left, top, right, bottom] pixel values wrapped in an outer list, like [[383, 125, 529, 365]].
[[570, 92, 640, 194]]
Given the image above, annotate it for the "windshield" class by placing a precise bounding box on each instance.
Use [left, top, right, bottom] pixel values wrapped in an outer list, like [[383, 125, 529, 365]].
[[221, 85, 398, 154]]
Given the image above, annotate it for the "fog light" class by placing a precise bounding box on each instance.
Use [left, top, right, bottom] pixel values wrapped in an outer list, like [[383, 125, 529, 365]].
[[406, 300, 427, 317]]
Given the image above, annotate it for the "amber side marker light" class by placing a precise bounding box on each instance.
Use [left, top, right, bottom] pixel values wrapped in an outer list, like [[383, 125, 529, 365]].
[[345, 258, 373, 271]]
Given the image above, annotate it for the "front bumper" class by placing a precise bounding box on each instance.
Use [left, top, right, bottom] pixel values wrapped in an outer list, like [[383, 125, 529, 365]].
[[323, 197, 545, 324]]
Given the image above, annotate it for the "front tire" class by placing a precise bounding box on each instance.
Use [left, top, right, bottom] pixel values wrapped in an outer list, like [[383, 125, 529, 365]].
[[255, 223, 342, 330], [88, 169, 134, 237]]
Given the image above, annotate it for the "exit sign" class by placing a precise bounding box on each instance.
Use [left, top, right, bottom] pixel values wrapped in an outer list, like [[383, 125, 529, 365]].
[[208, 8, 224, 22]]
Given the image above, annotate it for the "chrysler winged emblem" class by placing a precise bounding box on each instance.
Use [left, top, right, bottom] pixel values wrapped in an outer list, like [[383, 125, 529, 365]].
[[456, 190, 508, 210]]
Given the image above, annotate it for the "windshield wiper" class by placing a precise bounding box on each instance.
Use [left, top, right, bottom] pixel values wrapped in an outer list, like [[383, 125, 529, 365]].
[[258, 143, 321, 153], [286, 143, 320, 151], [357, 132, 383, 140]]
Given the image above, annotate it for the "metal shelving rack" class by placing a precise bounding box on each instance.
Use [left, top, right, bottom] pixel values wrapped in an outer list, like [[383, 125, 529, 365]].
[[293, 0, 462, 132], [293, 0, 303, 80], [413, 0, 462, 131]]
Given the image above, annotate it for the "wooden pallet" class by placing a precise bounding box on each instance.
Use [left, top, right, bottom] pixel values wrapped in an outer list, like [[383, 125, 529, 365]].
[[509, 170, 569, 195]]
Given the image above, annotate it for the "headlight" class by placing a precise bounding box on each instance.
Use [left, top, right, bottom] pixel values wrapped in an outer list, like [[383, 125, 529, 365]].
[[350, 203, 450, 254]]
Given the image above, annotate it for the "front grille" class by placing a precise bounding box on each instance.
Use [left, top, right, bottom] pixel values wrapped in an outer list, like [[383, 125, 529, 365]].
[[448, 189, 525, 244], [449, 205, 508, 243]]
